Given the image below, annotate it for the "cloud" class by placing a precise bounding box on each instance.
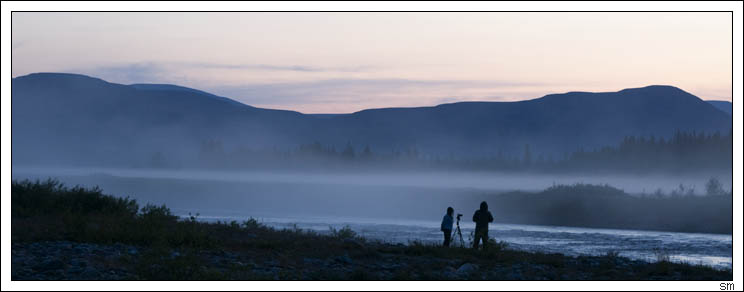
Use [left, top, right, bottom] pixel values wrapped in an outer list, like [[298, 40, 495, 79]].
[[203, 78, 551, 113], [185, 62, 374, 73], [64, 61, 553, 113], [12, 41, 24, 51], [80, 62, 167, 84], [75, 61, 374, 82]]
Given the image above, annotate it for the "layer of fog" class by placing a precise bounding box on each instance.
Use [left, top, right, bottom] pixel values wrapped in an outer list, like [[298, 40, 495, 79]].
[[12, 166, 732, 195], [10, 166, 731, 226]]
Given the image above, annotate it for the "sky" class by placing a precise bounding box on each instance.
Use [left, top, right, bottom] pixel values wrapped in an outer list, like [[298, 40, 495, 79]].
[[11, 12, 733, 113]]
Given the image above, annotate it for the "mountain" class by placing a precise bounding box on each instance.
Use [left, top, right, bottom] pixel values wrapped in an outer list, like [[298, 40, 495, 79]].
[[130, 83, 246, 107], [11, 73, 310, 166], [11, 73, 732, 167], [319, 86, 732, 157], [707, 100, 732, 116]]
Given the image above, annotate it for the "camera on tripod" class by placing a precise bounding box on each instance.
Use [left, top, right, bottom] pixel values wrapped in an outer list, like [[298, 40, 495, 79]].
[[453, 214, 465, 247]]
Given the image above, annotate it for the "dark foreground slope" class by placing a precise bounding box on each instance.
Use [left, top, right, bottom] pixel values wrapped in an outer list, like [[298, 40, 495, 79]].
[[11, 180, 731, 280]]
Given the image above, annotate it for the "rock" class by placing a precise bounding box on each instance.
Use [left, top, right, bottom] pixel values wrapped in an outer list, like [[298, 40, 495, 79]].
[[70, 258, 87, 267], [336, 255, 353, 265], [456, 263, 479, 275], [59, 242, 73, 250], [79, 267, 100, 279], [67, 266, 85, 274], [442, 266, 457, 279], [303, 258, 324, 266], [73, 245, 89, 254], [42, 269, 63, 279], [506, 271, 522, 280], [33, 258, 64, 271]]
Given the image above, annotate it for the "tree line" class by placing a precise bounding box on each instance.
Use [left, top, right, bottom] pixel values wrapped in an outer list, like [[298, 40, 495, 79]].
[[151, 129, 732, 173]]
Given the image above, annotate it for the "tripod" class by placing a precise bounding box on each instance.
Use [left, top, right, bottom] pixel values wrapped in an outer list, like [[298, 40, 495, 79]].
[[453, 216, 465, 248]]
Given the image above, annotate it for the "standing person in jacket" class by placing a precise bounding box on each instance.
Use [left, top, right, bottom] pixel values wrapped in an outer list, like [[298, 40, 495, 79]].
[[440, 207, 454, 247], [472, 201, 494, 250]]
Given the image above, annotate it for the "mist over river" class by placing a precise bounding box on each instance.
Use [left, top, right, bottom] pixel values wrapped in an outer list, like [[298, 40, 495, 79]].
[[11, 167, 733, 270]]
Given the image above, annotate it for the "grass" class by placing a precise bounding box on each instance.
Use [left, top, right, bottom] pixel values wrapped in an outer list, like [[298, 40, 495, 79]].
[[11, 179, 733, 280]]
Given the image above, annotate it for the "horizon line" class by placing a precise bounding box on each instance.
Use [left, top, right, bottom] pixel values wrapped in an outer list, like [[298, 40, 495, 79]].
[[12, 72, 730, 115]]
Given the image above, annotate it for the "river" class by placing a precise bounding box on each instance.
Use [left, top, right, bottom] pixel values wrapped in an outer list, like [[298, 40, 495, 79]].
[[12, 167, 733, 270]]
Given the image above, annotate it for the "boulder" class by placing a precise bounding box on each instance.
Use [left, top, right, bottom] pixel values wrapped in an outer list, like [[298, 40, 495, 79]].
[[33, 258, 64, 271], [456, 263, 479, 275], [335, 255, 353, 265]]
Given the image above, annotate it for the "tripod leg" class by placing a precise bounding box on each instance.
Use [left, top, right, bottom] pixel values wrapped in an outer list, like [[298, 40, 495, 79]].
[[459, 229, 464, 247], [455, 226, 464, 247]]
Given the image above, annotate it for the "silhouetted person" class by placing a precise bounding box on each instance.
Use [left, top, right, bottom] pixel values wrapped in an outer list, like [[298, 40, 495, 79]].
[[440, 207, 454, 247], [472, 201, 494, 249]]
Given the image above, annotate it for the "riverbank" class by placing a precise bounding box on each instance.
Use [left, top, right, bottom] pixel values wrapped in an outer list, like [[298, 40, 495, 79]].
[[11, 237, 732, 280], [11, 179, 732, 280]]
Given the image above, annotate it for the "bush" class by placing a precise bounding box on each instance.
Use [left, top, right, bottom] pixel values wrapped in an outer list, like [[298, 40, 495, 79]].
[[12, 178, 138, 218], [653, 248, 671, 263], [140, 204, 178, 222], [329, 225, 357, 240], [705, 177, 726, 196], [11, 179, 212, 248], [605, 250, 620, 259], [241, 218, 261, 229], [487, 239, 509, 252]]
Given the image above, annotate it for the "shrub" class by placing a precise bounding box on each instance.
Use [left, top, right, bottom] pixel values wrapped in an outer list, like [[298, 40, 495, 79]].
[[140, 204, 177, 222], [329, 225, 357, 240], [653, 248, 671, 263], [705, 177, 726, 196], [605, 250, 620, 259], [487, 239, 509, 252], [12, 179, 210, 248], [241, 218, 261, 229], [12, 178, 138, 218]]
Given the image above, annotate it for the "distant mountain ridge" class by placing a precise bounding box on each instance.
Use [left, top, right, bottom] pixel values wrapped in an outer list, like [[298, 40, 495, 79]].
[[11, 73, 732, 167], [707, 100, 732, 116], [130, 83, 247, 107]]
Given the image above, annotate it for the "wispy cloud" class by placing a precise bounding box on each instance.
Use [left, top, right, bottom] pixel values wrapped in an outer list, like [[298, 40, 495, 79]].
[[204, 78, 552, 113], [11, 41, 24, 51], [73, 61, 376, 84], [184, 62, 374, 73], [64, 61, 554, 113], [80, 62, 167, 84]]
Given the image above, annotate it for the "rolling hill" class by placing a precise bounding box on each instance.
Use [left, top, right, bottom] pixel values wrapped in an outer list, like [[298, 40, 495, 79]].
[[11, 73, 732, 168], [707, 100, 733, 116]]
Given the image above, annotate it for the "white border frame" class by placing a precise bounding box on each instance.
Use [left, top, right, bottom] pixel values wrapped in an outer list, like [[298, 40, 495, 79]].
[[2, 1, 742, 291]]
